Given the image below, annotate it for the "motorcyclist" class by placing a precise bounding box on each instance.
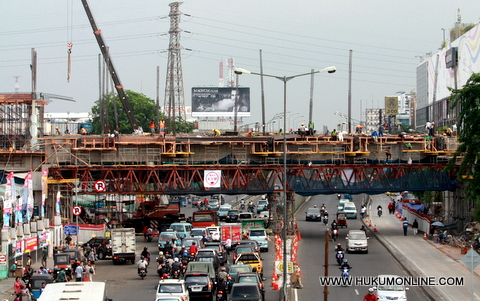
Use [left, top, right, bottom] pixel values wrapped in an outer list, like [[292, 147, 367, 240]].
[[377, 205, 383, 210], [335, 243, 344, 252], [171, 258, 182, 277], [323, 210, 329, 218], [361, 205, 367, 218], [189, 242, 198, 256], [331, 221, 338, 230], [313, 205, 317, 208], [337, 194, 341, 199], [217, 266, 229, 283], [321, 203, 326, 210], [141, 247, 150, 262], [137, 257, 148, 274], [216, 277, 228, 299], [340, 259, 352, 271], [157, 251, 165, 264], [248, 201, 255, 212], [363, 288, 378, 301], [360, 225, 367, 232]]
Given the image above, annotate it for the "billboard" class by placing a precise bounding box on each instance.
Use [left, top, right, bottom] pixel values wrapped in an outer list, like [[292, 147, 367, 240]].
[[385, 96, 399, 115], [191, 87, 250, 117]]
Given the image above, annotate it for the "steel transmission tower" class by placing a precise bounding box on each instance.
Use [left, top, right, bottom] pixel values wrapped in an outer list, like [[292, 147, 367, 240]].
[[164, 2, 186, 131]]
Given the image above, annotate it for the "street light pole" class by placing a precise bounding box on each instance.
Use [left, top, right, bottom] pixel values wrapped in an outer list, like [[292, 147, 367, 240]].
[[234, 66, 336, 300], [293, 116, 304, 131], [288, 113, 300, 132], [234, 73, 239, 133]]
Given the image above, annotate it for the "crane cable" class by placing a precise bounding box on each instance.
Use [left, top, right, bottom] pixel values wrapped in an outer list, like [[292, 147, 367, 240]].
[[67, 0, 73, 82]]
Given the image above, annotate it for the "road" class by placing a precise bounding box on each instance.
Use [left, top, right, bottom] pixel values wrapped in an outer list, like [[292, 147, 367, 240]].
[[295, 194, 425, 301], [95, 193, 425, 301]]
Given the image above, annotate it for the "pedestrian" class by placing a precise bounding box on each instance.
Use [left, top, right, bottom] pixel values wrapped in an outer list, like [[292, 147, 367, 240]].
[[56, 268, 67, 282], [143, 226, 148, 242], [88, 250, 96, 266], [388, 202, 394, 215], [331, 129, 337, 141], [212, 129, 221, 136], [149, 120, 155, 135], [65, 235, 72, 248], [25, 255, 32, 267], [75, 263, 84, 282], [41, 247, 48, 268], [87, 261, 95, 281], [402, 217, 409, 236], [412, 219, 419, 235], [378, 126, 384, 137], [338, 130, 344, 142], [428, 122, 435, 136], [14, 277, 25, 301], [371, 130, 378, 142], [386, 149, 391, 161], [55, 127, 61, 135], [224, 238, 232, 256]]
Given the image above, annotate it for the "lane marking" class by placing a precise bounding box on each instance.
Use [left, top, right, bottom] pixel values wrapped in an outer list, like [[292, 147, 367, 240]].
[[355, 289, 359, 295]]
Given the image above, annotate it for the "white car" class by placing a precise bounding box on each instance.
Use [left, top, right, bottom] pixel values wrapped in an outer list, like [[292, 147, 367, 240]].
[[206, 226, 221, 241], [155, 279, 189, 301], [375, 275, 409, 301], [346, 230, 369, 253]]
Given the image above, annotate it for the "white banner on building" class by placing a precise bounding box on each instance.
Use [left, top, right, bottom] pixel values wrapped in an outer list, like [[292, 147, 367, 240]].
[[204, 170, 222, 188]]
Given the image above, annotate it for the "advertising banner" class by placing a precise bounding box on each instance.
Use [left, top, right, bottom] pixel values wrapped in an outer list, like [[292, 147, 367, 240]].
[[192, 87, 250, 117], [3, 172, 14, 228], [41, 168, 48, 219]]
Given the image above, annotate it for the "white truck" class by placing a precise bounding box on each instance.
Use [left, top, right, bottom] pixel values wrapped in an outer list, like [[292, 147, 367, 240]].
[[111, 228, 136, 264]]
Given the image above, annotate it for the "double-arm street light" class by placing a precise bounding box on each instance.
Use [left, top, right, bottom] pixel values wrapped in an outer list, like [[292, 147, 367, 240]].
[[235, 66, 336, 299], [288, 113, 300, 131], [292, 115, 304, 131]]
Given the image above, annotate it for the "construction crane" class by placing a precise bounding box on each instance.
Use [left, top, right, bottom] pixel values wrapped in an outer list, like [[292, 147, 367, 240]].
[[81, 0, 138, 131]]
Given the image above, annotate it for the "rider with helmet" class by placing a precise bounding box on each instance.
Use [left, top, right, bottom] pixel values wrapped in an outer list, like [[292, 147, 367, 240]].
[[335, 243, 344, 252], [137, 257, 149, 274], [363, 288, 378, 301], [217, 266, 229, 283], [141, 247, 150, 263], [340, 259, 352, 270], [189, 242, 198, 256]]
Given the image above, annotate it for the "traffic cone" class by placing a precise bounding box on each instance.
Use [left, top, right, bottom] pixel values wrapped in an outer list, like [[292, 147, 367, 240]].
[[365, 218, 369, 224], [273, 282, 279, 290], [272, 272, 278, 283], [369, 221, 373, 227], [401, 216, 404, 221], [373, 225, 377, 232], [423, 233, 427, 240]]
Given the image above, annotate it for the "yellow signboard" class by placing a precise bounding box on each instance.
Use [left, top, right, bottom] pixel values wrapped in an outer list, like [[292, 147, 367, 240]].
[[385, 96, 398, 115], [276, 262, 294, 273]]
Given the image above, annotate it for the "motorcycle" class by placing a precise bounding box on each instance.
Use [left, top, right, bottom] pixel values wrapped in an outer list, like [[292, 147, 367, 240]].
[[157, 264, 170, 279], [240, 203, 245, 210], [331, 228, 338, 241], [171, 269, 181, 279], [335, 250, 344, 265], [378, 208, 383, 217], [139, 267, 147, 280], [340, 267, 350, 286], [337, 194, 341, 200], [323, 216, 329, 226], [216, 289, 227, 301]]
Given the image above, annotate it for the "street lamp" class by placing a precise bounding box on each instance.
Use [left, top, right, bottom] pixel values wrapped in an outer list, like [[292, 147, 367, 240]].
[[235, 66, 336, 299], [292, 115, 304, 131], [288, 113, 300, 131]]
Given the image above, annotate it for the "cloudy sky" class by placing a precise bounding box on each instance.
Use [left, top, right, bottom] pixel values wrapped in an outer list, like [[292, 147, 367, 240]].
[[2, 1, 480, 131]]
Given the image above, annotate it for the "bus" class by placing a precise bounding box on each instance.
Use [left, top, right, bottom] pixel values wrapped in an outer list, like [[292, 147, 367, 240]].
[[38, 282, 112, 301], [191, 210, 218, 227]]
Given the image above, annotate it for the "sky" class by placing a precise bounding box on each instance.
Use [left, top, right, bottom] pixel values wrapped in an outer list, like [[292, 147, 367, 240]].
[[2, 1, 480, 132]]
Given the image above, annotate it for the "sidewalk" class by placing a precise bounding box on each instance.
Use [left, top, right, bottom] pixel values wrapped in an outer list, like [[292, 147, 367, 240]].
[[367, 194, 480, 301]]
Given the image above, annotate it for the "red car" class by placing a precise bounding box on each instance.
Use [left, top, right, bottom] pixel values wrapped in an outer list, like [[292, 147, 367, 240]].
[[401, 191, 420, 204]]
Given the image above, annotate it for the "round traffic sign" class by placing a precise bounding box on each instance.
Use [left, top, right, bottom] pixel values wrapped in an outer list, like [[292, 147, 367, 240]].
[[72, 206, 82, 216], [94, 180, 107, 192], [0, 254, 6, 263]]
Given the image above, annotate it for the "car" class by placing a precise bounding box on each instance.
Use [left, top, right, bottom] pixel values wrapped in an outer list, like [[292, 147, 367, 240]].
[[256, 200, 269, 213], [158, 230, 181, 251], [206, 226, 221, 241], [194, 253, 221, 271], [169, 222, 193, 239], [181, 237, 204, 250], [226, 210, 240, 223], [183, 271, 214, 301], [229, 283, 263, 301], [401, 191, 420, 204], [234, 252, 263, 278], [190, 228, 207, 239], [337, 198, 350, 212], [305, 207, 322, 221], [257, 211, 272, 227], [217, 204, 232, 221], [155, 279, 189, 301], [248, 228, 269, 252], [375, 275, 409, 301], [233, 245, 257, 261], [233, 240, 260, 254], [195, 248, 220, 259], [385, 191, 399, 196], [203, 242, 227, 264], [227, 264, 252, 290], [191, 196, 201, 208], [343, 202, 358, 219], [239, 212, 255, 220], [346, 230, 369, 253], [207, 199, 220, 211], [234, 272, 266, 300], [81, 237, 111, 260]]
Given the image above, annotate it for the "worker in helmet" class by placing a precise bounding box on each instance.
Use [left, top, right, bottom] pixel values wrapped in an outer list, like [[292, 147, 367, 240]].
[[55, 127, 61, 135], [212, 129, 221, 136]]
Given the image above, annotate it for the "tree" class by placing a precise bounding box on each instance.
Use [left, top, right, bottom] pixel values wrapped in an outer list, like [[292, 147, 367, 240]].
[[449, 72, 480, 221], [91, 91, 161, 134]]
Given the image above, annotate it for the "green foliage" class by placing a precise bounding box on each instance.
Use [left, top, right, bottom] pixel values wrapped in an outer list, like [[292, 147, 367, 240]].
[[91, 91, 161, 134], [416, 191, 443, 205], [449, 72, 480, 221]]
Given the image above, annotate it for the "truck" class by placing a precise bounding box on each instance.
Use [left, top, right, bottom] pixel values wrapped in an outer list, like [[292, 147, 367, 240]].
[[241, 219, 266, 235], [111, 228, 136, 264], [221, 224, 242, 247]]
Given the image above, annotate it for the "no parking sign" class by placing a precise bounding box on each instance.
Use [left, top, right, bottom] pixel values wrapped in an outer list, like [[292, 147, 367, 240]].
[[204, 170, 221, 188]]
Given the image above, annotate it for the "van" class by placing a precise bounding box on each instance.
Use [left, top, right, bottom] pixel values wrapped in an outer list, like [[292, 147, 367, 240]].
[[346, 230, 369, 253], [343, 202, 358, 219], [38, 282, 112, 301], [185, 261, 216, 281], [169, 222, 193, 239], [375, 275, 409, 301]]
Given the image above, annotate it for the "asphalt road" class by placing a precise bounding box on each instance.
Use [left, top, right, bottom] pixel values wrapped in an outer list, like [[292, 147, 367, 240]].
[[295, 194, 424, 301]]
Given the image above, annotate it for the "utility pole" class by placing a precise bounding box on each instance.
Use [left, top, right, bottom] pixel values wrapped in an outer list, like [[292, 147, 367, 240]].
[[324, 229, 330, 301]]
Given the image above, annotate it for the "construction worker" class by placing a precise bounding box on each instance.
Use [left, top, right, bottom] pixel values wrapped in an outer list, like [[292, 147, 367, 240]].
[[159, 118, 165, 138], [212, 129, 221, 136]]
